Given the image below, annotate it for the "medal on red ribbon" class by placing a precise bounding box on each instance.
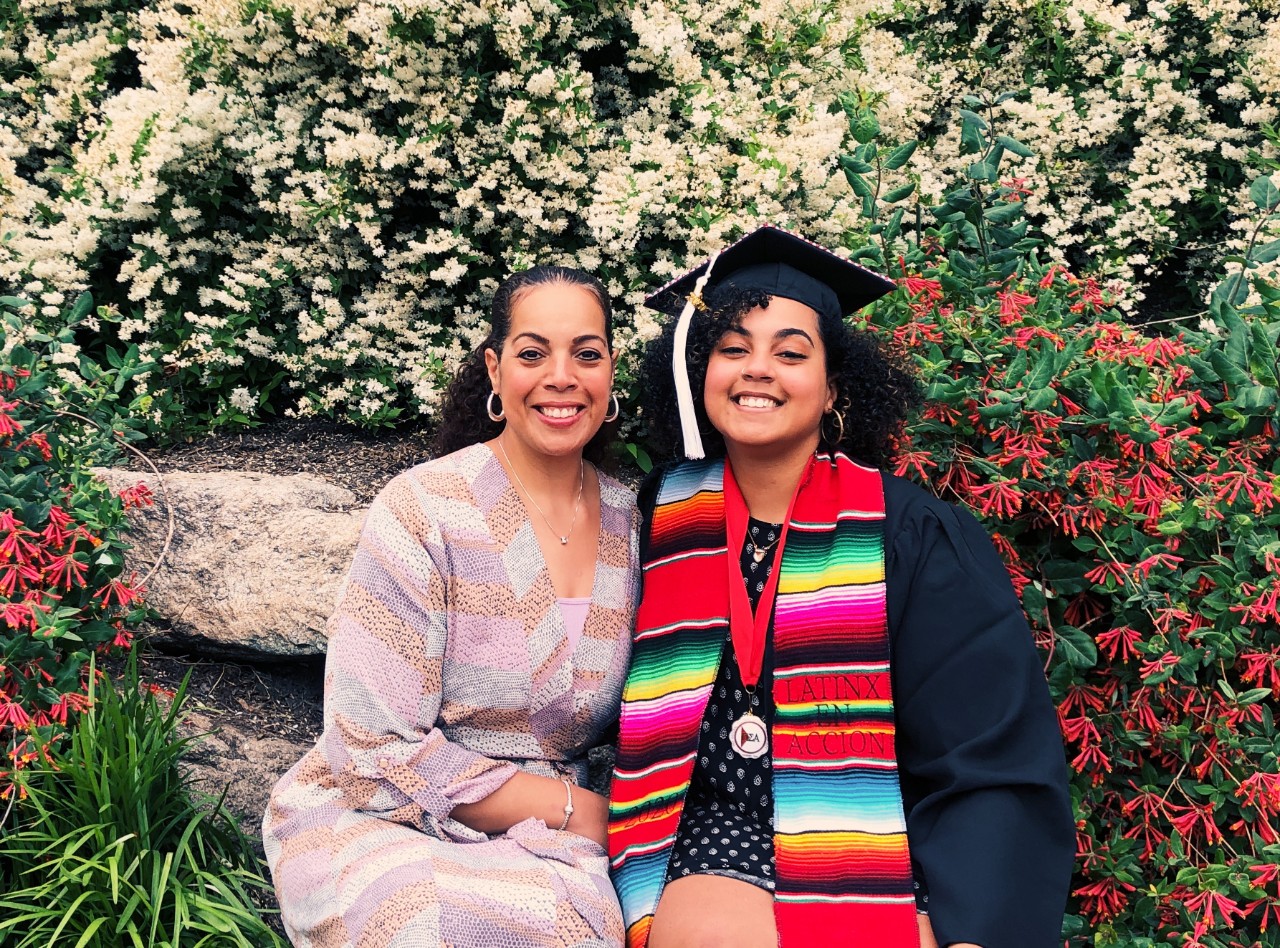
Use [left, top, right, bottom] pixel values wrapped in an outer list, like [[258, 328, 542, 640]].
[[723, 457, 811, 759]]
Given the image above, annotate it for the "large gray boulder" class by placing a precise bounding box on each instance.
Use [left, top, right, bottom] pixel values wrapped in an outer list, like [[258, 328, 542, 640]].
[[98, 469, 364, 657]]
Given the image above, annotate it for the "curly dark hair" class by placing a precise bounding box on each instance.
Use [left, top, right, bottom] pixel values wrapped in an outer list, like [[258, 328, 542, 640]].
[[639, 284, 922, 469], [433, 266, 617, 463]]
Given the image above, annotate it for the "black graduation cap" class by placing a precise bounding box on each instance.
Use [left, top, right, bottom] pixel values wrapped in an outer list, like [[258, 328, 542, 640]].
[[644, 224, 896, 320], [646, 224, 896, 460]]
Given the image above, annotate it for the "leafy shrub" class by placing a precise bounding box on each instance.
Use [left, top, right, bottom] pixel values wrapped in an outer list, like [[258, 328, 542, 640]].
[[849, 109, 1280, 946], [0, 292, 150, 771], [0, 655, 283, 947], [1, 0, 1275, 431]]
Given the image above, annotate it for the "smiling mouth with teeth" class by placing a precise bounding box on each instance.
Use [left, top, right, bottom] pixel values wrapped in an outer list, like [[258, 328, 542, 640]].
[[537, 406, 584, 418], [735, 395, 781, 408]]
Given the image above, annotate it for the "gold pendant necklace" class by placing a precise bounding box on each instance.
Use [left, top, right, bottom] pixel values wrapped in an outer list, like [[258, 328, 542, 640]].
[[750, 534, 780, 563], [497, 437, 584, 545]]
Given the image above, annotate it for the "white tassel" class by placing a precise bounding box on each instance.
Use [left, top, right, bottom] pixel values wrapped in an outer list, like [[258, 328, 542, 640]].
[[672, 250, 721, 460]]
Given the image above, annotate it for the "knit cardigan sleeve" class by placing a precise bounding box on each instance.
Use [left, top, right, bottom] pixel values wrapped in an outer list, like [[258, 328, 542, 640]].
[[316, 472, 519, 830]]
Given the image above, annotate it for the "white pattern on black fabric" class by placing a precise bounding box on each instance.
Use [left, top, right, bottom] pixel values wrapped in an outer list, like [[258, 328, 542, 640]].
[[666, 517, 782, 892]]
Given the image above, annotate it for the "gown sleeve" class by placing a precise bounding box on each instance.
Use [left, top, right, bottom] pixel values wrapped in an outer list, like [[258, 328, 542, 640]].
[[317, 471, 518, 830], [884, 475, 1075, 948]]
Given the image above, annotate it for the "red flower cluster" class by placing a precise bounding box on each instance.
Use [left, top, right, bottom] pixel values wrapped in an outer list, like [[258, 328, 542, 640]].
[[871, 255, 1280, 943]]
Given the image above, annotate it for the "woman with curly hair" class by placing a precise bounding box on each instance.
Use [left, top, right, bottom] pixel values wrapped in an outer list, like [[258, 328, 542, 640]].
[[265, 266, 636, 947], [608, 226, 1073, 948]]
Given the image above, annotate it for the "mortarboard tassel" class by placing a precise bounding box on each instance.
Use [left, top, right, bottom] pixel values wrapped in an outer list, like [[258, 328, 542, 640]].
[[671, 249, 721, 460]]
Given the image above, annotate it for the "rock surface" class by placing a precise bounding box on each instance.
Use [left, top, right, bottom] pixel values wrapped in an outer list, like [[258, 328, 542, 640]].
[[98, 469, 365, 657]]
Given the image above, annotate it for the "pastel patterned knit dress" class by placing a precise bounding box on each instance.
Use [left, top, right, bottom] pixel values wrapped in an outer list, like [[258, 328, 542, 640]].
[[263, 443, 638, 948]]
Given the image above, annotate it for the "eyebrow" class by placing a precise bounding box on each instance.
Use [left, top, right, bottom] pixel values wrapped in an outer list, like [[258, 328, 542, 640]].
[[512, 332, 607, 347], [725, 326, 815, 345]]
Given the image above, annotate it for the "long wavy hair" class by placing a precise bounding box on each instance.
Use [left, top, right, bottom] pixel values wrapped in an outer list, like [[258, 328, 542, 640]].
[[433, 266, 616, 463], [639, 283, 921, 469]]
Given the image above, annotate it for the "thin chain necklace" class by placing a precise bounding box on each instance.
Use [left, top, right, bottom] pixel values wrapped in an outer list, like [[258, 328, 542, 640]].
[[497, 437, 585, 545]]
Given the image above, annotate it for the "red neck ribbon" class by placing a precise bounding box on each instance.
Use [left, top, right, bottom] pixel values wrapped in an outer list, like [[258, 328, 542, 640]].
[[722, 457, 812, 690]]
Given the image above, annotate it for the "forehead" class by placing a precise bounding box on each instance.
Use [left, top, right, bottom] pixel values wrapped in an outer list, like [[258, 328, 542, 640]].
[[507, 282, 607, 338], [729, 297, 823, 340]]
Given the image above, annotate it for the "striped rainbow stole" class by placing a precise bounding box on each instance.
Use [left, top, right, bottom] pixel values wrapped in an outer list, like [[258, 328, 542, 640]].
[[608, 453, 918, 947]]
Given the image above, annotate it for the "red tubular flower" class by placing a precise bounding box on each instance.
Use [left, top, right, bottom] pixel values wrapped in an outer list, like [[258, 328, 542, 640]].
[[1183, 888, 1247, 928], [0, 698, 31, 728], [1130, 552, 1184, 581], [1137, 335, 1189, 367], [118, 483, 154, 509], [43, 552, 88, 589], [967, 478, 1024, 518], [0, 509, 39, 563], [0, 561, 42, 597], [1236, 772, 1280, 816], [1138, 651, 1180, 681], [1096, 625, 1143, 662], [1003, 325, 1065, 350], [1038, 264, 1071, 288], [0, 601, 35, 632], [95, 574, 142, 609], [1239, 650, 1280, 698], [41, 504, 75, 548], [995, 284, 1037, 325], [1085, 560, 1130, 587], [1073, 877, 1136, 922], [1069, 276, 1108, 314], [0, 398, 24, 438], [1169, 801, 1225, 846], [897, 262, 944, 305], [18, 432, 51, 461], [893, 448, 937, 480]]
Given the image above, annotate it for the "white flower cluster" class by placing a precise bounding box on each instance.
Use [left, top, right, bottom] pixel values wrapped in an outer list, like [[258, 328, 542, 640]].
[[1, 0, 1276, 425]]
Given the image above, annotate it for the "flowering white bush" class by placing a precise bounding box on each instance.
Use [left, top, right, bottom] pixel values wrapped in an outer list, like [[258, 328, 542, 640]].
[[0, 0, 1276, 427]]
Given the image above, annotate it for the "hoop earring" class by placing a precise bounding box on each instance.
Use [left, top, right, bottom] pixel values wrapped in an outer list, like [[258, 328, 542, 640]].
[[486, 392, 504, 422], [823, 407, 846, 446], [604, 393, 620, 423]]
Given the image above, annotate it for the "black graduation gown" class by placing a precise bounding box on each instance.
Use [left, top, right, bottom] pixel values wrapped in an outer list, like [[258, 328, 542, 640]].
[[637, 467, 1075, 948]]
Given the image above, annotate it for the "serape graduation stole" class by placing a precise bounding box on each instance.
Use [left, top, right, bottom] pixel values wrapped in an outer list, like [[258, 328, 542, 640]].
[[608, 453, 918, 947]]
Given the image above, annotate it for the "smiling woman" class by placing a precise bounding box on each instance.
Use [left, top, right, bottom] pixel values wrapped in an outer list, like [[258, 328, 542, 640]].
[[263, 266, 638, 948], [610, 226, 1074, 948]]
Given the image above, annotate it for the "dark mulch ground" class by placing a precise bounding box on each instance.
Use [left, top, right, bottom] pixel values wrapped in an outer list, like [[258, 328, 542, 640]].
[[133, 416, 438, 504], [113, 647, 327, 745], [117, 417, 425, 753]]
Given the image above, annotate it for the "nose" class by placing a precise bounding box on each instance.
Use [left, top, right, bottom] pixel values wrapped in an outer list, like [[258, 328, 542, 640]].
[[544, 351, 577, 389], [741, 349, 773, 381]]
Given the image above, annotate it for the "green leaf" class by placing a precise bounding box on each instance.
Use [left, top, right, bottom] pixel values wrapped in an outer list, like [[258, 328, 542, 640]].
[[1209, 349, 1253, 387], [1248, 321, 1278, 386], [883, 141, 918, 171], [958, 108, 988, 130], [967, 161, 997, 182], [983, 202, 1023, 226], [1231, 384, 1278, 413], [1249, 173, 1280, 212], [843, 165, 873, 198], [883, 182, 916, 203], [850, 112, 880, 144], [960, 116, 985, 155], [840, 154, 874, 175], [1253, 238, 1280, 265], [1055, 625, 1098, 670], [882, 206, 906, 240], [67, 291, 93, 325], [996, 134, 1035, 158], [1237, 688, 1274, 705]]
